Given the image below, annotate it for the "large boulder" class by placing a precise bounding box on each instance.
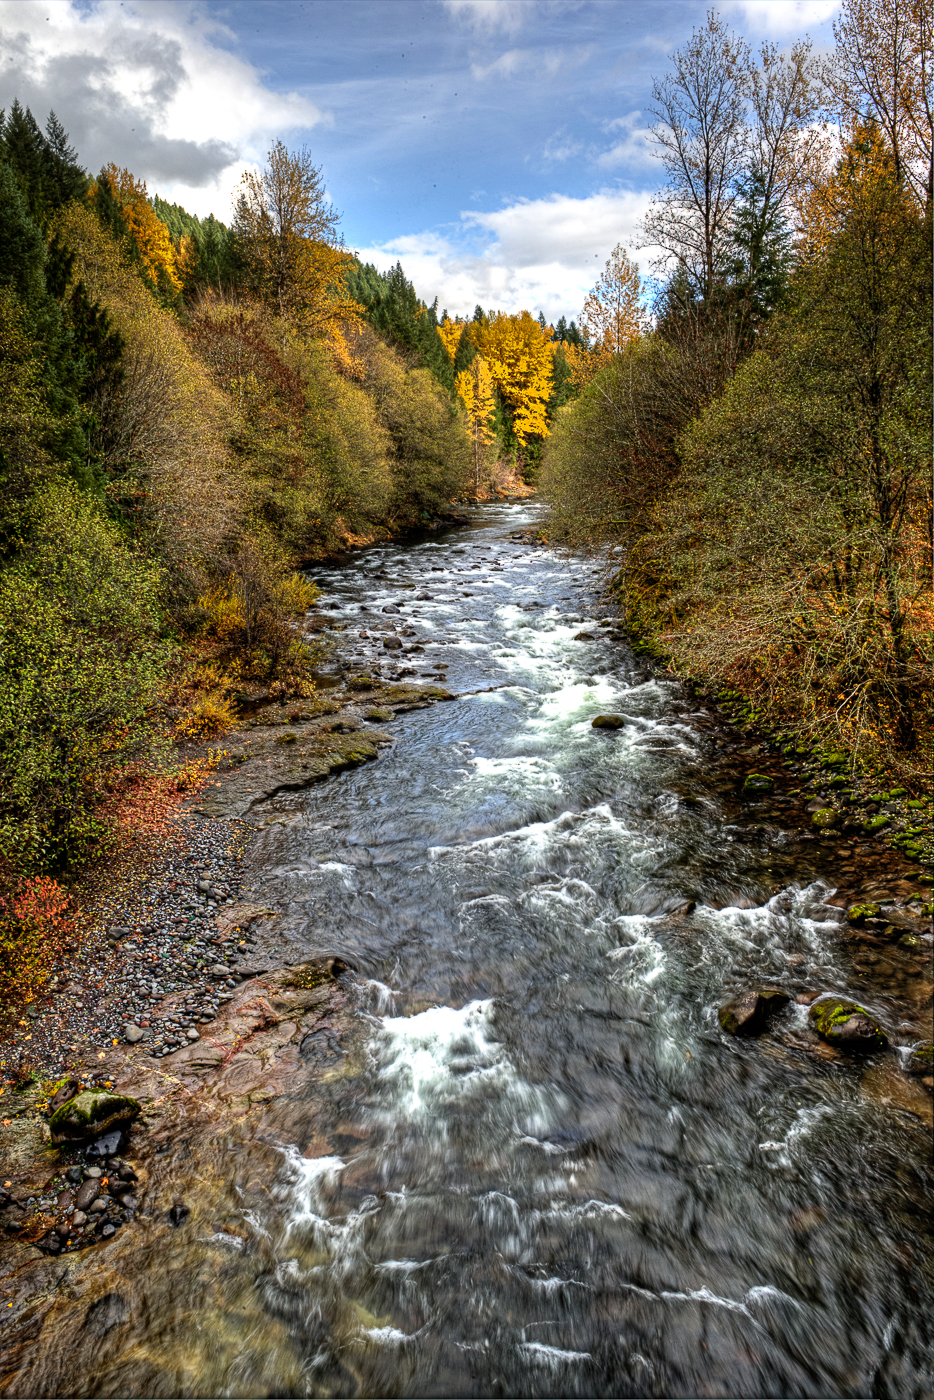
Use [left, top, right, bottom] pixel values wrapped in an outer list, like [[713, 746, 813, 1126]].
[[591, 714, 627, 729], [49, 1091, 141, 1146], [718, 987, 790, 1036], [905, 1042, 933, 1076], [808, 998, 887, 1052]]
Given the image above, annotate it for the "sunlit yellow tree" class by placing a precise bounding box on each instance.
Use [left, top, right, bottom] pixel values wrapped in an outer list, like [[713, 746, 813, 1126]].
[[466, 310, 554, 445], [456, 355, 497, 494], [438, 315, 465, 361], [581, 244, 645, 353], [96, 164, 181, 295]]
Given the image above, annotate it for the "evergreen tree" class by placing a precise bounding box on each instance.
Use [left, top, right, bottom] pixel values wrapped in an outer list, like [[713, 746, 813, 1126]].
[[728, 167, 793, 324]]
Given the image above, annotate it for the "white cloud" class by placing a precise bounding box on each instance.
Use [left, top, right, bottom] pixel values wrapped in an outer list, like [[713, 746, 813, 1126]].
[[541, 128, 584, 163], [357, 188, 658, 321], [722, 1, 840, 35], [593, 111, 654, 171], [0, 0, 328, 216], [444, 0, 543, 35], [471, 42, 593, 81]]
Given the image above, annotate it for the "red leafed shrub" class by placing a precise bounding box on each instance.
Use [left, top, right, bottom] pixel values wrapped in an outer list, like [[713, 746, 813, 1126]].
[[0, 874, 75, 1025]]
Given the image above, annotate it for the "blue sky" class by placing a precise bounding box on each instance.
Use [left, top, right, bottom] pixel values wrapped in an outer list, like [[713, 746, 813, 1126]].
[[1, 0, 840, 319]]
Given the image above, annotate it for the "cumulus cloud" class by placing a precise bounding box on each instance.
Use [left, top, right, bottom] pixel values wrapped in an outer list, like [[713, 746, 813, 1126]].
[[0, 0, 327, 215], [722, 1, 840, 35], [357, 188, 658, 321]]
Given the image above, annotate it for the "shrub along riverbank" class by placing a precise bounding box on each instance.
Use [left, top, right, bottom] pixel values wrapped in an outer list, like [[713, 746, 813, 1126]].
[[540, 4, 932, 824]]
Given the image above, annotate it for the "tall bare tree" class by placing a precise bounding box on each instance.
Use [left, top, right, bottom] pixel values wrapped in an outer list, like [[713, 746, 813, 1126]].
[[234, 141, 358, 334], [827, 0, 933, 209], [747, 39, 823, 228], [643, 10, 750, 299]]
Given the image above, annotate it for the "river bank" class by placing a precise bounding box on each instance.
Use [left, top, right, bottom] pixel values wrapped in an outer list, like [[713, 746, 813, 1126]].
[[1, 502, 932, 1399]]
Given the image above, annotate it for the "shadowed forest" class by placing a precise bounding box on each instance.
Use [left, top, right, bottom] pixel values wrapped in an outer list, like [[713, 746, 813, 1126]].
[[0, 0, 930, 1016]]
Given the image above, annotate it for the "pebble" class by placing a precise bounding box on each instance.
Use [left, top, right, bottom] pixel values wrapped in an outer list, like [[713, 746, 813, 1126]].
[[0, 819, 251, 1080]]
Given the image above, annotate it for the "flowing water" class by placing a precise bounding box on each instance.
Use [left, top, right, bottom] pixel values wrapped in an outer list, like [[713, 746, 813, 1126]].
[[9, 503, 933, 1398]]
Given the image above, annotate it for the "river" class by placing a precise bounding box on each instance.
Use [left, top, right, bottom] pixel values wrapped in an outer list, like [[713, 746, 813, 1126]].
[[5, 500, 933, 1398]]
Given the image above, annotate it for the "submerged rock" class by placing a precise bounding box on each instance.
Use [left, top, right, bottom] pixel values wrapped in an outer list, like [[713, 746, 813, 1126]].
[[847, 903, 882, 924], [811, 807, 838, 829], [718, 987, 790, 1035], [49, 1091, 141, 1146], [591, 714, 627, 730], [808, 998, 888, 1052], [743, 774, 774, 793], [905, 1042, 933, 1076]]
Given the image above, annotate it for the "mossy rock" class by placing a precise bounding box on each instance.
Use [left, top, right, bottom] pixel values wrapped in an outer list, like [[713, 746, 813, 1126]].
[[743, 774, 774, 793], [49, 1091, 141, 1145], [811, 807, 838, 829], [591, 714, 627, 729], [275, 732, 298, 745], [822, 751, 849, 768], [364, 707, 394, 722], [346, 677, 374, 691], [847, 903, 881, 924], [906, 1043, 933, 1076], [863, 814, 889, 833], [808, 998, 887, 1053]]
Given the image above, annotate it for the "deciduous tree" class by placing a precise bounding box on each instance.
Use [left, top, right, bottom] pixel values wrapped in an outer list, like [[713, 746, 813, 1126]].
[[580, 244, 646, 353], [466, 310, 554, 445], [456, 355, 497, 494]]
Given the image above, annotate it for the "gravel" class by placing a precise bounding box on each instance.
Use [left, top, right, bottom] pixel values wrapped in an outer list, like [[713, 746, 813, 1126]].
[[1, 817, 255, 1081]]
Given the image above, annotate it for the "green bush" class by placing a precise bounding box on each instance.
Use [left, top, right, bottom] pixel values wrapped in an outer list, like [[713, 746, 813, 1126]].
[[0, 483, 171, 874]]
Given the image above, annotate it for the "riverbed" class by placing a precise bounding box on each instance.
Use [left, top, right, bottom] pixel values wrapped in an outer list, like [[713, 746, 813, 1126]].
[[1, 500, 931, 1399]]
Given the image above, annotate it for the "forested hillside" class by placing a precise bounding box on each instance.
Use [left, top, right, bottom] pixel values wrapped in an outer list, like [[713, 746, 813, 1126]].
[[541, 0, 932, 778]]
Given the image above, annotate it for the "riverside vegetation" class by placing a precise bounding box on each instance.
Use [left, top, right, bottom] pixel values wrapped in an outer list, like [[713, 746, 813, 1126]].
[[0, 112, 577, 1024], [541, 1, 933, 821]]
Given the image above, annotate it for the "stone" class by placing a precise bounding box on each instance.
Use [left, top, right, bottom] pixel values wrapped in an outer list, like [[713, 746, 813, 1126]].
[[86, 1130, 122, 1159], [382, 604, 401, 614], [209, 964, 230, 978], [591, 714, 627, 730], [72, 1210, 88, 1227], [718, 987, 791, 1035], [383, 636, 403, 650], [811, 808, 838, 829], [574, 631, 595, 641], [49, 1091, 141, 1146], [168, 1202, 190, 1227], [48, 1077, 81, 1113], [65, 1165, 83, 1184], [744, 774, 774, 793], [905, 1043, 933, 1076], [74, 1180, 100, 1212], [186, 1028, 200, 1041], [808, 998, 888, 1052], [124, 1024, 144, 1044], [88, 1197, 108, 1214]]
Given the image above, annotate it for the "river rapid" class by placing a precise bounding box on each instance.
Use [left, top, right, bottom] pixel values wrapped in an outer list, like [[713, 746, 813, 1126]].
[[7, 501, 933, 1399]]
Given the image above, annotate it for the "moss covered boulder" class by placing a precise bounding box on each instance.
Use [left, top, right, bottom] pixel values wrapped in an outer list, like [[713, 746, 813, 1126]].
[[811, 807, 838, 829], [743, 774, 774, 794], [847, 903, 881, 924], [718, 987, 790, 1035], [808, 998, 887, 1053], [49, 1091, 141, 1146]]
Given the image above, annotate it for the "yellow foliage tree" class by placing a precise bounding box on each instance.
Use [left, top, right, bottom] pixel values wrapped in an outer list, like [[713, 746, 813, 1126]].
[[438, 315, 465, 361], [466, 310, 554, 444], [560, 340, 615, 393], [580, 244, 645, 354], [96, 164, 181, 295], [456, 356, 498, 494], [234, 141, 362, 339]]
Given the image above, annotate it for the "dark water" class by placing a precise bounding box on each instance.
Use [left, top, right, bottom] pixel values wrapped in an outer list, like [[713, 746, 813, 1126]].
[[11, 502, 934, 1399]]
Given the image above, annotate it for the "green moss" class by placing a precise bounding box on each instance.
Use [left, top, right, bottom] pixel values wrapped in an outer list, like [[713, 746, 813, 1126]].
[[744, 774, 774, 792], [812, 807, 838, 828], [49, 1090, 141, 1144], [863, 814, 890, 832], [809, 998, 887, 1050], [275, 732, 298, 744], [847, 903, 881, 923]]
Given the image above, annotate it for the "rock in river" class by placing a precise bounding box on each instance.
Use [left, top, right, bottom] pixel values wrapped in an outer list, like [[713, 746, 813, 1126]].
[[808, 998, 888, 1052], [49, 1091, 141, 1146], [718, 987, 791, 1035], [591, 714, 627, 730]]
